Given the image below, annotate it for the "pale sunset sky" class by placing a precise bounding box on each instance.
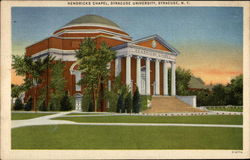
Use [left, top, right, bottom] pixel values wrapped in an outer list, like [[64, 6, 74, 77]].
[[12, 7, 243, 85]]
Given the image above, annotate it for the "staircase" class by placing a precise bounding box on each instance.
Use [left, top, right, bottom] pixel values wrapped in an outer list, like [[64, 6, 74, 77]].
[[143, 96, 205, 113]]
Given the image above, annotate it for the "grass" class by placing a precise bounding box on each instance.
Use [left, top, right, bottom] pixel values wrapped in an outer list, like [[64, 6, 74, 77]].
[[53, 115, 243, 125], [207, 107, 243, 112], [11, 125, 242, 149], [11, 113, 54, 120], [67, 113, 112, 116]]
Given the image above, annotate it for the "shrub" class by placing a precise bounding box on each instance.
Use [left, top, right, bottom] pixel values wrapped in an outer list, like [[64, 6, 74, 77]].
[[24, 98, 32, 111], [39, 100, 47, 111], [13, 98, 23, 110], [49, 102, 56, 111], [117, 93, 124, 113], [60, 92, 73, 111], [133, 87, 141, 113], [124, 92, 132, 113], [88, 102, 93, 112], [140, 95, 151, 111]]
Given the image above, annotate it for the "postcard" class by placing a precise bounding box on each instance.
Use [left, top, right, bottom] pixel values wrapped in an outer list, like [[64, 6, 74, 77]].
[[1, 0, 250, 159]]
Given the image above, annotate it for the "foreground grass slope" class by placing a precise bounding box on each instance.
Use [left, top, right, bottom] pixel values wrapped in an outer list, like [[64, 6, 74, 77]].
[[11, 113, 54, 120], [53, 115, 243, 125], [12, 125, 242, 149]]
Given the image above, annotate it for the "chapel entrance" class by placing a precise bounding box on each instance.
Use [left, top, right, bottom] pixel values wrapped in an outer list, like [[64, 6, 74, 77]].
[[74, 93, 82, 111]]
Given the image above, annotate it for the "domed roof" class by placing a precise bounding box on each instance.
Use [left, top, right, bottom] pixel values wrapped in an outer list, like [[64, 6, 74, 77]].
[[63, 14, 122, 30]]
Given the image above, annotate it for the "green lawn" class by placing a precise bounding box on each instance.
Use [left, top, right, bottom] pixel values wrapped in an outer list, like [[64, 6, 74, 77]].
[[207, 107, 243, 112], [67, 113, 112, 116], [11, 113, 55, 120], [53, 115, 243, 125], [11, 125, 242, 149]]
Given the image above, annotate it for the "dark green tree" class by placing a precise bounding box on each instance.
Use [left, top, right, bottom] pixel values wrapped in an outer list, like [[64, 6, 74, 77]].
[[76, 38, 116, 112], [39, 100, 47, 111], [11, 84, 24, 107], [60, 91, 73, 111], [211, 84, 227, 105], [226, 75, 243, 105], [168, 67, 192, 96], [24, 98, 32, 111], [13, 98, 23, 110], [176, 67, 192, 95], [11, 84, 24, 98], [116, 93, 124, 113], [88, 102, 94, 112], [189, 89, 212, 106], [49, 61, 66, 110], [124, 92, 132, 113], [12, 55, 54, 110], [133, 87, 141, 113]]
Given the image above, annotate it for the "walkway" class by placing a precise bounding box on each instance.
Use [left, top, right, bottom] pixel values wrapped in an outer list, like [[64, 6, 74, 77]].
[[12, 112, 75, 128], [11, 111, 243, 129]]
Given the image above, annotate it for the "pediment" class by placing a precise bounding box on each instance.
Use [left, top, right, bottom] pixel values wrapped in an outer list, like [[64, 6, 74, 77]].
[[131, 34, 180, 55]]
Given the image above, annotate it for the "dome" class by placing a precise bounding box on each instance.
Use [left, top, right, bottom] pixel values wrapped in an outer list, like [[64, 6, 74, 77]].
[[63, 14, 122, 31], [53, 14, 131, 41]]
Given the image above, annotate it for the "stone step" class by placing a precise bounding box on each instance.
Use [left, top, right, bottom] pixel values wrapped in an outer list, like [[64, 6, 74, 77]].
[[143, 96, 205, 113]]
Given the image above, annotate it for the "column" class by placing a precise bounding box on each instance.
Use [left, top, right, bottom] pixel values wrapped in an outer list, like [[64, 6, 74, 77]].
[[108, 80, 111, 91], [163, 60, 169, 96], [146, 58, 151, 95], [171, 61, 176, 96], [155, 59, 160, 95], [136, 56, 141, 93], [107, 80, 111, 108], [126, 55, 131, 88], [115, 57, 121, 77], [73, 71, 81, 91]]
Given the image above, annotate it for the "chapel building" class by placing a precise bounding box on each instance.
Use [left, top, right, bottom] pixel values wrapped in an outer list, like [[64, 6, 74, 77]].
[[25, 14, 180, 111]]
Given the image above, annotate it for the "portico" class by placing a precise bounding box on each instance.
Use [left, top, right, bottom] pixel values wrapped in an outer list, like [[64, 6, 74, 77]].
[[112, 35, 179, 96]]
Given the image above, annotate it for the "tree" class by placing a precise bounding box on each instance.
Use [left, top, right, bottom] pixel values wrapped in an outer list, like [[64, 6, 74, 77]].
[[189, 89, 212, 106], [133, 87, 141, 113], [188, 74, 243, 107], [60, 91, 73, 111], [49, 61, 66, 110], [168, 67, 192, 96], [39, 100, 47, 111], [211, 84, 227, 105], [11, 84, 24, 107], [226, 75, 243, 105], [13, 98, 23, 110], [124, 92, 132, 113], [88, 102, 94, 112], [116, 93, 124, 113], [12, 55, 54, 110], [176, 67, 192, 95], [11, 84, 24, 98], [76, 38, 116, 112]]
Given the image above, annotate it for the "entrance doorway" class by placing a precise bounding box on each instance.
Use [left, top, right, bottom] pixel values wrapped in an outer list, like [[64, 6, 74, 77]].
[[74, 93, 82, 111]]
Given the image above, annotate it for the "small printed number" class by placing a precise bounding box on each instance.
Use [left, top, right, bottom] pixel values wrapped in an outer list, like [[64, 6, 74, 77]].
[[232, 151, 243, 154]]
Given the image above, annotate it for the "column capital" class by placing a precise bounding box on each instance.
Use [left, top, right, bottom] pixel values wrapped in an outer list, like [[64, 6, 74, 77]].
[[136, 56, 142, 59], [125, 54, 133, 58], [163, 60, 170, 63], [171, 61, 176, 64], [155, 59, 161, 62], [146, 57, 152, 61]]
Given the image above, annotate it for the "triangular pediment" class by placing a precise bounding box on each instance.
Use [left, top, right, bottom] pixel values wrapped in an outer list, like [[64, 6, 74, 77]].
[[131, 34, 180, 54]]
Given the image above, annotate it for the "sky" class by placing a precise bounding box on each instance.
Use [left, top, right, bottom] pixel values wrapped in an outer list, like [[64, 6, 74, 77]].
[[12, 7, 243, 85]]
